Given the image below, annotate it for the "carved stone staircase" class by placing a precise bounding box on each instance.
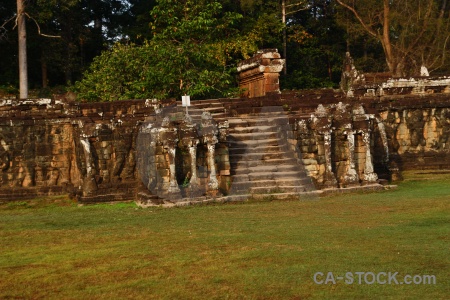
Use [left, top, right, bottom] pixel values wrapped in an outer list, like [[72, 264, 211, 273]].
[[225, 109, 317, 200], [188, 100, 318, 201]]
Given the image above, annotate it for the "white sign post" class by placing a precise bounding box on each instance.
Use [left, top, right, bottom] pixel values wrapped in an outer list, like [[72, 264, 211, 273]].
[[182, 95, 191, 115]]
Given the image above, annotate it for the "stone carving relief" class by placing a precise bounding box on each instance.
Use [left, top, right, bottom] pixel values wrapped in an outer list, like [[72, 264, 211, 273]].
[[74, 118, 137, 198], [136, 107, 229, 202], [298, 102, 379, 188]]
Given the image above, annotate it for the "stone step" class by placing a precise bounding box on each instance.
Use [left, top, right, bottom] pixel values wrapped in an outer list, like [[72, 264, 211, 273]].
[[231, 171, 309, 183], [211, 112, 227, 119], [229, 151, 287, 161], [232, 164, 299, 175], [231, 178, 311, 189], [228, 145, 285, 155], [228, 183, 304, 195], [250, 186, 310, 194], [231, 174, 250, 182], [183, 109, 203, 115], [229, 125, 278, 134], [228, 115, 289, 128], [274, 177, 313, 186], [179, 100, 223, 109], [192, 103, 224, 109], [256, 170, 306, 180], [233, 171, 305, 182], [202, 106, 225, 113], [231, 157, 298, 168], [246, 111, 288, 118], [230, 132, 280, 141], [227, 138, 282, 147]]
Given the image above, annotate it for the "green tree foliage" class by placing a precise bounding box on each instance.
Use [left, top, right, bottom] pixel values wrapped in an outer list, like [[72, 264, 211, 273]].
[[74, 0, 283, 101]]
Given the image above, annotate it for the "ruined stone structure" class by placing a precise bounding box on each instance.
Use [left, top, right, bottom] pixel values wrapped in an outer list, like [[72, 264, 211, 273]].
[[0, 51, 449, 205], [237, 49, 284, 98]]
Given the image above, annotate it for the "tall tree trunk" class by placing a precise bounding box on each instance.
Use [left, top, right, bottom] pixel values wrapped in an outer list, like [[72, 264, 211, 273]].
[[381, 0, 396, 75], [380, 0, 406, 76], [440, 0, 448, 18], [17, 0, 28, 99], [282, 0, 287, 75]]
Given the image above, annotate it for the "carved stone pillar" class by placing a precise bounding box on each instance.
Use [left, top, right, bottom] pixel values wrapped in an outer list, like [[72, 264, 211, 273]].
[[167, 144, 180, 193], [189, 143, 199, 186], [207, 142, 219, 190], [160, 117, 180, 195], [334, 102, 358, 186], [322, 131, 337, 188], [362, 130, 378, 183], [80, 137, 97, 195], [312, 105, 337, 188], [179, 112, 199, 187], [344, 130, 359, 185], [200, 111, 219, 192]]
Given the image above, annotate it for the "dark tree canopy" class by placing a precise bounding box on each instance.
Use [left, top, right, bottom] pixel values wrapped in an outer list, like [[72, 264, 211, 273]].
[[1, 0, 450, 99], [337, 0, 450, 76]]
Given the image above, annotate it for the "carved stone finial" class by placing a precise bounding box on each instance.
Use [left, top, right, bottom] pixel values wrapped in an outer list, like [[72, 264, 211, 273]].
[[183, 113, 193, 125], [297, 119, 308, 133], [161, 116, 170, 127], [340, 52, 365, 95], [202, 111, 212, 120], [315, 104, 328, 117], [336, 102, 347, 114], [352, 104, 366, 115]]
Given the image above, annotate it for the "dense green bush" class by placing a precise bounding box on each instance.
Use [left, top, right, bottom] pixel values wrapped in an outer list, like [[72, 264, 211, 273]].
[[73, 0, 282, 101]]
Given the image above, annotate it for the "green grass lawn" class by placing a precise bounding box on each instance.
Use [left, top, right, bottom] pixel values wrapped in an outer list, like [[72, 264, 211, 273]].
[[1, 171, 449, 299]]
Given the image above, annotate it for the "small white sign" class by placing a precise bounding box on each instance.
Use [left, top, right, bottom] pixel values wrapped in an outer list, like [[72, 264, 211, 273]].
[[182, 95, 191, 107]]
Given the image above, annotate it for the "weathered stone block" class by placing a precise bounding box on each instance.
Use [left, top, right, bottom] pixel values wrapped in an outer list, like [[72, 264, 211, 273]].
[[155, 155, 166, 164], [155, 146, 164, 155], [317, 144, 324, 155], [301, 146, 309, 153], [157, 169, 169, 178], [304, 164, 319, 172], [302, 153, 315, 159], [218, 161, 230, 170], [302, 159, 317, 165], [50, 161, 66, 168]]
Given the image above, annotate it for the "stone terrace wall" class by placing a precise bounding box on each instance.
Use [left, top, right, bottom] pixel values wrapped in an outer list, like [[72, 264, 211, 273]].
[[0, 89, 449, 202], [362, 94, 450, 174], [0, 99, 159, 202], [0, 99, 77, 200], [0, 98, 232, 203], [211, 90, 450, 179]]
